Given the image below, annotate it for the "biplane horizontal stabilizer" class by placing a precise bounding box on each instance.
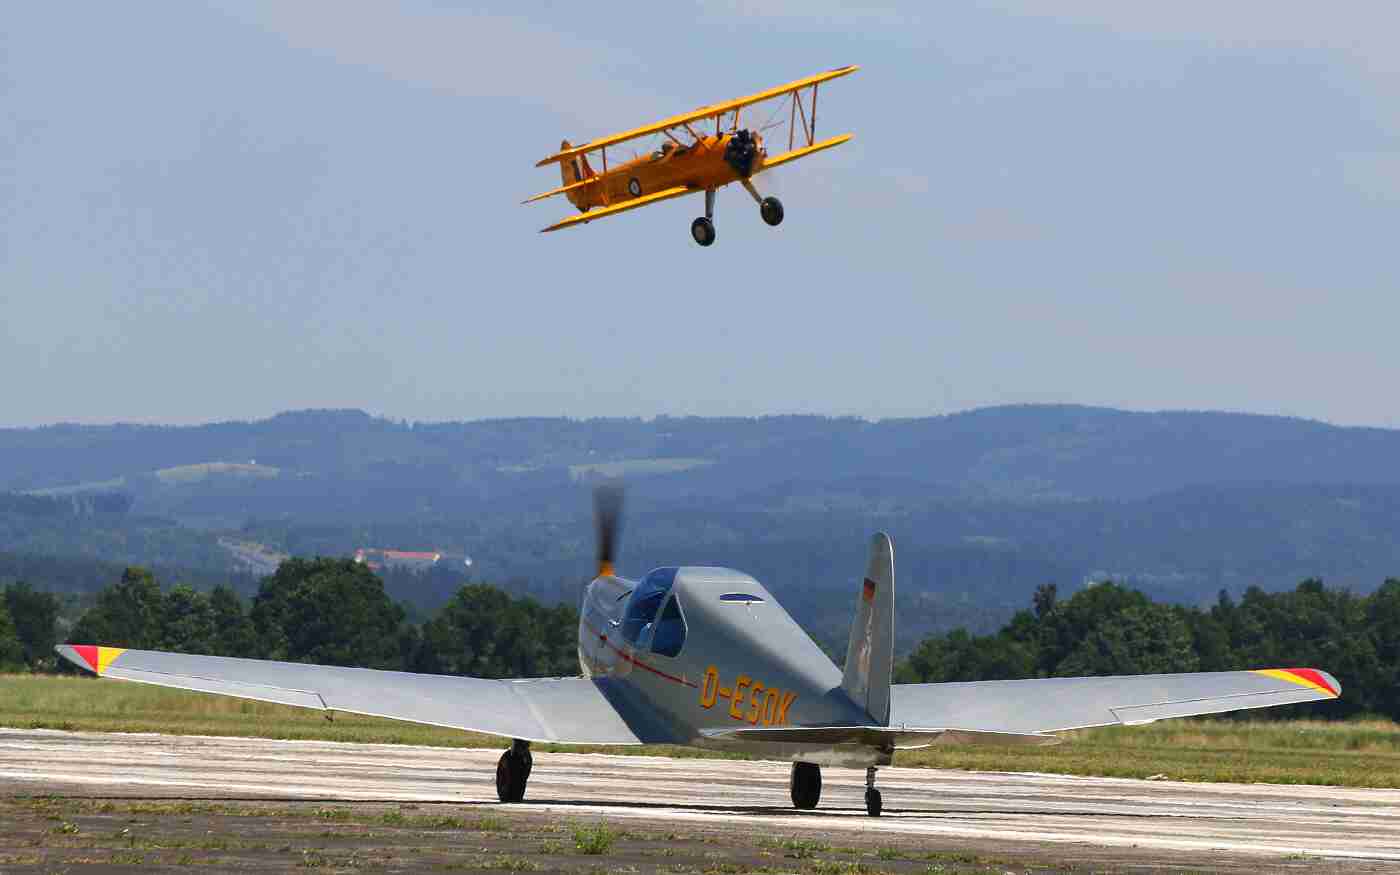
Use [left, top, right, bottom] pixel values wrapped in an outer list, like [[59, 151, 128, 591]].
[[522, 175, 601, 205], [540, 185, 699, 233]]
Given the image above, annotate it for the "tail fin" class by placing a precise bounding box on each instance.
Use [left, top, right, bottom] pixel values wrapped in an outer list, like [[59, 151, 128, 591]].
[[558, 140, 595, 210], [842, 532, 894, 725]]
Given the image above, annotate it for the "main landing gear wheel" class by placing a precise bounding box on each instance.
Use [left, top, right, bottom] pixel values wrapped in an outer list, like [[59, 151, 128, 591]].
[[691, 216, 716, 247], [495, 739, 532, 803], [864, 788, 882, 817], [760, 196, 784, 227], [864, 766, 881, 817], [789, 761, 821, 810]]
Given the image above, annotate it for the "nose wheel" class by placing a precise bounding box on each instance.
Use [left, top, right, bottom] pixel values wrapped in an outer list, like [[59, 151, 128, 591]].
[[495, 739, 532, 803]]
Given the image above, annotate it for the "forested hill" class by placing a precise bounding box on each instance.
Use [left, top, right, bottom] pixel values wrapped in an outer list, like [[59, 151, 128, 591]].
[[5, 405, 1400, 501], [4, 404, 1400, 647]]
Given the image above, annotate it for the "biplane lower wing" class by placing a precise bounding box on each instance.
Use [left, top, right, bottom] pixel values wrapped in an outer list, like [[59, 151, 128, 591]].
[[541, 185, 698, 233], [55, 644, 673, 745], [757, 134, 853, 174]]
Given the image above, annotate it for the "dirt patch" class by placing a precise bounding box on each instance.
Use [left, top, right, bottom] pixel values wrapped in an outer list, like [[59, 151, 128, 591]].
[[0, 795, 1384, 874]]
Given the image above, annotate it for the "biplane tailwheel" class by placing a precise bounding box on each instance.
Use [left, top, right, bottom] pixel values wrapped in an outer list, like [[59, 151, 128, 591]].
[[691, 216, 716, 247], [760, 196, 784, 227]]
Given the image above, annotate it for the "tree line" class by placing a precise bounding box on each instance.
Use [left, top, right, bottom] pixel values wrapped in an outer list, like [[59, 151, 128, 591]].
[[896, 579, 1395, 719], [1, 562, 1393, 720], [0, 558, 578, 680]]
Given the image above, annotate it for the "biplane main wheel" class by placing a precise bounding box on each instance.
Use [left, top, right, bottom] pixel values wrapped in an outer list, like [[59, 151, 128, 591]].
[[495, 741, 532, 803], [789, 761, 821, 810], [691, 216, 716, 247], [760, 196, 784, 227]]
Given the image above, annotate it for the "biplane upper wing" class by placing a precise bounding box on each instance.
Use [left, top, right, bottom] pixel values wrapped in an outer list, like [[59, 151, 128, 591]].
[[540, 185, 698, 233], [535, 65, 859, 167], [55, 644, 680, 744]]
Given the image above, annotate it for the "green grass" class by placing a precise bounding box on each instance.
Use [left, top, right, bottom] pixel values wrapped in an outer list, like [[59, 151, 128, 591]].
[[572, 823, 616, 855], [4, 674, 1398, 787], [900, 717, 1400, 787]]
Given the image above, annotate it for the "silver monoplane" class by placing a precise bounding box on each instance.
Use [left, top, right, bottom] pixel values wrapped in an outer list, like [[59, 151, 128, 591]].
[[58, 486, 1340, 816]]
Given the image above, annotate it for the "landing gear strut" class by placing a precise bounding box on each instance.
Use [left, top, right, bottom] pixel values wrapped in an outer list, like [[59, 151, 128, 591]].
[[496, 739, 532, 803], [691, 188, 716, 247], [789, 761, 821, 810], [741, 179, 783, 227], [864, 766, 882, 817]]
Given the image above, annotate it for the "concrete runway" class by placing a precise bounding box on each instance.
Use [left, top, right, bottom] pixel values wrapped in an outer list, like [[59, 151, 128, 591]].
[[3, 728, 1398, 866]]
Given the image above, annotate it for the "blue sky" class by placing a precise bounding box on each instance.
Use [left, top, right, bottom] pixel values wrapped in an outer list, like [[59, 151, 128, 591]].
[[4, 2, 1398, 427]]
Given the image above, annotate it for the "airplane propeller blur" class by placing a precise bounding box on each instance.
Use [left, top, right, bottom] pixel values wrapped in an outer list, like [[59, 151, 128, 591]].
[[59, 485, 1341, 816]]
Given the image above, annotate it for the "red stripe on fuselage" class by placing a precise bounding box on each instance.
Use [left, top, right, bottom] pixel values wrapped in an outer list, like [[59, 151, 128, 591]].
[[581, 619, 697, 688]]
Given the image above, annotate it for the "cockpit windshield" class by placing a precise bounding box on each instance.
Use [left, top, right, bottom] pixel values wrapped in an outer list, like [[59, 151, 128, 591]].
[[621, 567, 677, 646]]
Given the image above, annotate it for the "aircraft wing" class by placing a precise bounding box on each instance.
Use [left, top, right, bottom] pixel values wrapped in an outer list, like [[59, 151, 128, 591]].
[[540, 185, 698, 233], [755, 134, 853, 174], [889, 668, 1341, 735], [56, 645, 672, 745], [535, 66, 859, 167]]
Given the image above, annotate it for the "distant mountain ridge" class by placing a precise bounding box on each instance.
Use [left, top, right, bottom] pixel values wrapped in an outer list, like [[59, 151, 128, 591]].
[[5, 404, 1399, 502], [5, 404, 1400, 648]]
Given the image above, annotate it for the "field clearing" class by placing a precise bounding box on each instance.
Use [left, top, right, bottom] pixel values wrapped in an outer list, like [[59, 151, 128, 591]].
[[4, 674, 1398, 788]]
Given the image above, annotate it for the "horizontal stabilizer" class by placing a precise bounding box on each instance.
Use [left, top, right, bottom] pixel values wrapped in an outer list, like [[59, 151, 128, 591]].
[[522, 175, 601, 205], [541, 185, 698, 233], [700, 725, 1060, 749]]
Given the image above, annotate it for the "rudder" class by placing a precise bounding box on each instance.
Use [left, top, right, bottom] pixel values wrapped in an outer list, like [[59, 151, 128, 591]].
[[558, 140, 595, 210], [842, 532, 894, 725]]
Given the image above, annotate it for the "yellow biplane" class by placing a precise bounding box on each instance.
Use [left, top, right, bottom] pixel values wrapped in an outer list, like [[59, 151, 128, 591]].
[[525, 66, 858, 246]]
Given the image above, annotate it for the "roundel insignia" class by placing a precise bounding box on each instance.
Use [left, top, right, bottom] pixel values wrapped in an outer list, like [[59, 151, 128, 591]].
[[628, 177, 642, 197]]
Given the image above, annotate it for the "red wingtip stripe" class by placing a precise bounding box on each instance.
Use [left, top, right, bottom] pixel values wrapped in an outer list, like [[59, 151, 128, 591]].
[[70, 644, 100, 672], [1283, 668, 1337, 697]]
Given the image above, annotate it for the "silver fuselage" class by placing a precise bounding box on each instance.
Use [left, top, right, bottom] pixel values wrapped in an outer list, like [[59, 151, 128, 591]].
[[577, 567, 882, 766]]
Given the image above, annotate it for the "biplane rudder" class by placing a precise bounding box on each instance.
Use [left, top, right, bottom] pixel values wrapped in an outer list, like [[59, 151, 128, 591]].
[[559, 140, 596, 210]]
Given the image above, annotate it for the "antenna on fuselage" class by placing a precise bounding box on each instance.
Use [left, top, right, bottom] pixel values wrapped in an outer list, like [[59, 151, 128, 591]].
[[594, 482, 624, 578]]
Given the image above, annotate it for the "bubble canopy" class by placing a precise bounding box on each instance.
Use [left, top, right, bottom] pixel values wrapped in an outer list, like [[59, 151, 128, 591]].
[[621, 567, 686, 657]]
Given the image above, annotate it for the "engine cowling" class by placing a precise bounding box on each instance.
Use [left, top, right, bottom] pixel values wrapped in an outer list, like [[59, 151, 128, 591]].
[[723, 129, 760, 178]]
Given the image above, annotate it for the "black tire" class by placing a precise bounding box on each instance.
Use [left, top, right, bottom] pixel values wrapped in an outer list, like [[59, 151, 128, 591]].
[[691, 216, 716, 247], [495, 748, 529, 803], [760, 196, 784, 227], [789, 762, 821, 810], [864, 787, 882, 817]]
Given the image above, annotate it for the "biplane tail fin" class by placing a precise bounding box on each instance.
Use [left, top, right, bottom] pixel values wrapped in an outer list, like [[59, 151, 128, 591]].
[[559, 140, 596, 210]]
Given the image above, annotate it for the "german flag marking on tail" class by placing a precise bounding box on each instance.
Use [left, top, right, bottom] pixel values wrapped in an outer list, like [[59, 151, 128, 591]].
[[1252, 668, 1339, 698], [69, 645, 127, 676]]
